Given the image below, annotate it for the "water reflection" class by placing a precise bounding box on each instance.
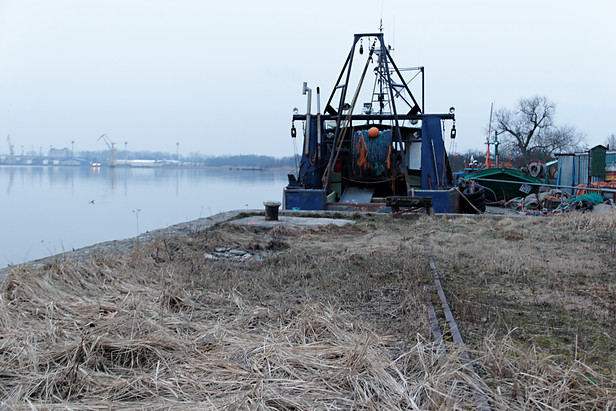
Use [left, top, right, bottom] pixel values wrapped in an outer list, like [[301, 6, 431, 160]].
[[6, 167, 14, 194], [109, 167, 116, 191], [1, 166, 288, 268]]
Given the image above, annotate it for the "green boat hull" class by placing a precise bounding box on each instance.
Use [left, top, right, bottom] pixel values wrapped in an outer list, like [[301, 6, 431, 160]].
[[462, 168, 542, 201]]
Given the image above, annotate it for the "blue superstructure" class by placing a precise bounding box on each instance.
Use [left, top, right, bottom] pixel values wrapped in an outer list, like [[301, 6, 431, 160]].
[[284, 33, 458, 213]]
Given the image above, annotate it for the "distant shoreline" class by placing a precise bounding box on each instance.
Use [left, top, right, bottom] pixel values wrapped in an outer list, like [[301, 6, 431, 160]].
[[0, 163, 294, 173]]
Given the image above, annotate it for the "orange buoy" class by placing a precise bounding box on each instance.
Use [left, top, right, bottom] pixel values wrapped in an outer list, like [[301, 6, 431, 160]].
[[368, 127, 380, 138]]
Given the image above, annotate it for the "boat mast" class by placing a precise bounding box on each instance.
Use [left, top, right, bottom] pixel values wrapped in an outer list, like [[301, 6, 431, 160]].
[[485, 103, 493, 168]]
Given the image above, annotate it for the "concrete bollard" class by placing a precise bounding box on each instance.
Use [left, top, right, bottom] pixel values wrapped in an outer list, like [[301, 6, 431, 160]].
[[264, 201, 281, 221]]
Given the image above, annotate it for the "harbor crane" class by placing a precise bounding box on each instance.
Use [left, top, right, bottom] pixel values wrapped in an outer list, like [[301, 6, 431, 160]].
[[6, 135, 15, 163], [98, 134, 117, 167]]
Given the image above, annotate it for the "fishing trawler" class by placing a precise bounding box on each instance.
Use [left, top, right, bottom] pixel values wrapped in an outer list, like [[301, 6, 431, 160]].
[[283, 32, 459, 213]]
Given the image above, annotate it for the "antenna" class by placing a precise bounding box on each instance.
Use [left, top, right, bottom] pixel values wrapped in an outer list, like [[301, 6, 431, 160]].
[[392, 16, 395, 55]]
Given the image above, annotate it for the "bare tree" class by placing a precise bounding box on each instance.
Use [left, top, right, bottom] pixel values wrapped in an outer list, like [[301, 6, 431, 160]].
[[605, 133, 616, 150], [539, 125, 586, 155], [494, 96, 585, 162]]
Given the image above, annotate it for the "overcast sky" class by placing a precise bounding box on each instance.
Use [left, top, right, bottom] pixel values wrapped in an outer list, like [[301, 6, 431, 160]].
[[0, 0, 614, 158]]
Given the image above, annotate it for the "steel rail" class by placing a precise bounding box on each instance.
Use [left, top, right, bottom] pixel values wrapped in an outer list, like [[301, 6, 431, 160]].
[[427, 256, 492, 411]]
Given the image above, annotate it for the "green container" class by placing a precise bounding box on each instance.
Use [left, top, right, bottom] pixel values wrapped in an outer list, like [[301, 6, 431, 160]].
[[589, 145, 607, 178]]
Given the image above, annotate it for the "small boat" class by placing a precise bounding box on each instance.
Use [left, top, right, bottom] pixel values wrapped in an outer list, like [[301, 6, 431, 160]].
[[459, 105, 542, 202], [461, 167, 542, 201]]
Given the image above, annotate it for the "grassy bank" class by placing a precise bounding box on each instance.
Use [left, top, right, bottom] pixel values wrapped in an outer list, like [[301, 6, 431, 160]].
[[0, 212, 614, 408]]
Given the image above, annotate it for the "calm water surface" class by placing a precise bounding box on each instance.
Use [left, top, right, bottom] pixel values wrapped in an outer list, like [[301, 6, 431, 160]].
[[1, 166, 287, 268]]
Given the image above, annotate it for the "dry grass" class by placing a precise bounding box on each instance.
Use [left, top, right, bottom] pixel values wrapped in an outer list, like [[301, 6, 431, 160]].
[[0, 213, 614, 409], [424, 213, 616, 371]]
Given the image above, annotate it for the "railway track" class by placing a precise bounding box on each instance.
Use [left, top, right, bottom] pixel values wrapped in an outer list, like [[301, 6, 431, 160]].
[[425, 255, 492, 410]]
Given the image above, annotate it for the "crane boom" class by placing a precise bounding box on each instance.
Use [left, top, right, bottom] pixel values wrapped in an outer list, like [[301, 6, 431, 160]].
[[97, 134, 117, 167], [98, 133, 113, 150]]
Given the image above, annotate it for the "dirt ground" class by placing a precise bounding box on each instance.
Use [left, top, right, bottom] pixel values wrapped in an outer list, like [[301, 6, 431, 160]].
[[1, 211, 614, 409]]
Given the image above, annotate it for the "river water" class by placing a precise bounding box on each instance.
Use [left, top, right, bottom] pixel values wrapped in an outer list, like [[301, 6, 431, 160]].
[[1, 166, 288, 268]]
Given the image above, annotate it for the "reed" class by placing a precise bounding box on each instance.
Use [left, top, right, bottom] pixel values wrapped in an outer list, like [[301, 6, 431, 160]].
[[1, 213, 614, 408]]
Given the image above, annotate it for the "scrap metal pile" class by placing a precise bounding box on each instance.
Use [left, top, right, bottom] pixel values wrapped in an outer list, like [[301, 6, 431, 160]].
[[503, 185, 615, 215]]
